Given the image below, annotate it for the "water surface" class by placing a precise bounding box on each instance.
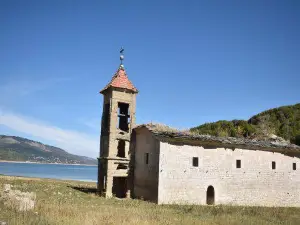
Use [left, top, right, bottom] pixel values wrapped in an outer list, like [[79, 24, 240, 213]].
[[0, 162, 97, 182]]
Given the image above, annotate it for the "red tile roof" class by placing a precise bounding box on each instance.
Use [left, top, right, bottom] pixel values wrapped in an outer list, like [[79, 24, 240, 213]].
[[100, 66, 138, 94]]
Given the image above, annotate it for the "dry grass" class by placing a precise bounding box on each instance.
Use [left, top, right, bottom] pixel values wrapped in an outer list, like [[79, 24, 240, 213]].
[[0, 175, 299, 225], [136, 123, 191, 134]]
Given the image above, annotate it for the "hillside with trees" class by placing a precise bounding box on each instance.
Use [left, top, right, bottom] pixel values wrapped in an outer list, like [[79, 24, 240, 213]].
[[0, 135, 97, 165], [190, 103, 300, 146]]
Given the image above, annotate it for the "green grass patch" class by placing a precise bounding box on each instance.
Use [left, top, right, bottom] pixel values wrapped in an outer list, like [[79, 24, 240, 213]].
[[0, 175, 299, 225]]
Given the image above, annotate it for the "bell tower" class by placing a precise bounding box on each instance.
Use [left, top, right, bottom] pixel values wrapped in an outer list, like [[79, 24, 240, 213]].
[[98, 49, 138, 198]]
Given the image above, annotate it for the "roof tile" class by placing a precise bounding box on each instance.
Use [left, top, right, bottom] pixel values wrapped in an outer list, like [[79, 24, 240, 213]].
[[100, 66, 138, 93]]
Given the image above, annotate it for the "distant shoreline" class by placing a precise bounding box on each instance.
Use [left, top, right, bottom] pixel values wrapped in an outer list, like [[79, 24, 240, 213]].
[[0, 174, 97, 183], [0, 160, 97, 166]]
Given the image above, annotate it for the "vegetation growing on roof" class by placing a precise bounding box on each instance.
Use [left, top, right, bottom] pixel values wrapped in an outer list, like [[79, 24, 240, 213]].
[[140, 123, 185, 133], [138, 123, 300, 152]]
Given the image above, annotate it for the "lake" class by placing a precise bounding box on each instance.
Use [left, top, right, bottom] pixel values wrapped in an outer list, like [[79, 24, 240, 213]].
[[0, 162, 97, 182]]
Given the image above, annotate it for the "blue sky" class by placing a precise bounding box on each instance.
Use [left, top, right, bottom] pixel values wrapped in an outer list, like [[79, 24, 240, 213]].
[[0, 0, 299, 158]]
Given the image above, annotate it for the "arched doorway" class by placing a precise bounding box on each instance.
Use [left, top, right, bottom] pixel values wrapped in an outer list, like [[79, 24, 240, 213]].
[[206, 186, 215, 205]]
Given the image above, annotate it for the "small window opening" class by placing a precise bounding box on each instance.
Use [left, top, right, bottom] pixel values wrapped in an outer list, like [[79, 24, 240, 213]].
[[236, 160, 241, 168], [117, 103, 130, 132], [117, 140, 126, 158], [193, 157, 198, 167], [272, 161, 276, 170], [293, 163, 296, 170], [145, 153, 149, 165], [117, 163, 127, 170]]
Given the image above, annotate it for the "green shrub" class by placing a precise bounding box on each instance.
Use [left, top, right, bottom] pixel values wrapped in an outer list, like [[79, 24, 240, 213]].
[[190, 103, 300, 146]]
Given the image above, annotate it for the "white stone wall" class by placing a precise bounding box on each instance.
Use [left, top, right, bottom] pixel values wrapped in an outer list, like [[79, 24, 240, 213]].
[[158, 141, 300, 206], [133, 128, 159, 202]]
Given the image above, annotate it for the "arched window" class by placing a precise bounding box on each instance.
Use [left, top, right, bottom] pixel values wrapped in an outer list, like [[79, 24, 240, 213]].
[[206, 186, 215, 205]]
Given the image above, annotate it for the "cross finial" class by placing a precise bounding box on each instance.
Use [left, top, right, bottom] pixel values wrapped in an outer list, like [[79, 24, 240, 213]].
[[120, 47, 124, 67]]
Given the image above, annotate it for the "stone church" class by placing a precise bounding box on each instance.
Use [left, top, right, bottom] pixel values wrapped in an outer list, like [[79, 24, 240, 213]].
[[98, 53, 300, 207]]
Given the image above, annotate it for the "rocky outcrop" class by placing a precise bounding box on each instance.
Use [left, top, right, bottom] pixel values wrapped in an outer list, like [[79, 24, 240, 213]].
[[0, 184, 36, 211], [267, 134, 289, 143]]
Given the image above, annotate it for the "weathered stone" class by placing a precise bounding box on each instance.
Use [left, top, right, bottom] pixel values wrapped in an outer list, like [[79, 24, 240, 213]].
[[1, 184, 36, 211], [268, 134, 289, 143], [130, 124, 300, 207], [98, 65, 138, 198], [3, 184, 11, 193]]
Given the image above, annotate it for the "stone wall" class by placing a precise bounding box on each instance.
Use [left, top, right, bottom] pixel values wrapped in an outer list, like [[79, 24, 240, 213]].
[[98, 88, 137, 198], [133, 128, 159, 202], [107, 89, 136, 158], [158, 141, 300, 206]]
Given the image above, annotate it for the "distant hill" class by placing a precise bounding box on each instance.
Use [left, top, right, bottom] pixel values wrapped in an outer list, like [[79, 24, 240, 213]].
[[0, 135, 97, 165], [190, 103, 300, 146]]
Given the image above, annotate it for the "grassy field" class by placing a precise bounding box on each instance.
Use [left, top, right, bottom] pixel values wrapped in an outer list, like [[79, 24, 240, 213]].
[[0, 175, 299, 225]]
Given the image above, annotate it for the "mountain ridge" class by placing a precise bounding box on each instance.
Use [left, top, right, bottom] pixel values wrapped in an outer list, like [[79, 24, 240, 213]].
[[190, 103, 300, 146], [0, 135, 97, 165]]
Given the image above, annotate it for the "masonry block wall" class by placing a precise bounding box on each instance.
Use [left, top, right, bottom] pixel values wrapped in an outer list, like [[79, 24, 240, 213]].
[[133, 128, 159, 202], [98, 88, 137, 198], [158, 142, 300, 206]]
